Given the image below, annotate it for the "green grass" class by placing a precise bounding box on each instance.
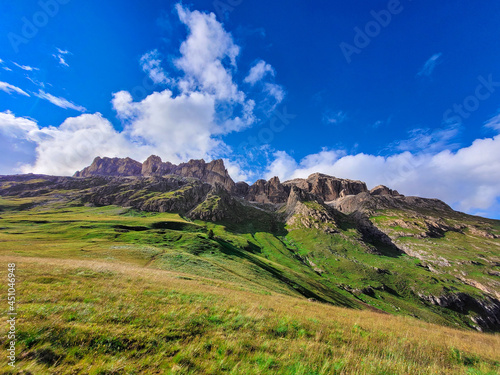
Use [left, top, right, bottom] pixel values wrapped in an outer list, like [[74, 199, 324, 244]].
[[0, 194, 499, 373], [1, 198, 498, 330], [1, 258, 499, 374]]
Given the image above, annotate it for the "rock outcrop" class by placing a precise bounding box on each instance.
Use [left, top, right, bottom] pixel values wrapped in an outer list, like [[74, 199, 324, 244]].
[[284, 173, 368, 202], [418, 292, 500, 331], [141, 155, 175, 176], [330, 192, 452, 215], [284, 186, 339, 233], [74, 156, 235, 191], [74, 157, 142, 177], [244, 176, 290, 204], [174, 159, 235, 192], [370, 185, 402, 197]]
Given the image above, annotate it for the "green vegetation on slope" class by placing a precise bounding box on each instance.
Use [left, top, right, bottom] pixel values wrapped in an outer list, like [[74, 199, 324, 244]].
[[1, 257, 499, 375], [0, 192, 499, 373]]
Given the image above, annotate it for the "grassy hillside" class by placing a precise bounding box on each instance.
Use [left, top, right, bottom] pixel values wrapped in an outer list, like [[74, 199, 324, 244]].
[[1, 257, 499, 374], [0, 195, 499, 373]]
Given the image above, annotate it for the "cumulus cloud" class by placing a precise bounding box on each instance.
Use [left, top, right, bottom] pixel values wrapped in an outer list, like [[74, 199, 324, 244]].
[[0, 111, 39, 137], [0, 81, 30, 97], [0, 111, 152, 175], [7, 4, 284, 179], [112, 89, 223, 163], [265, 128, 500, 216], [417, 53, 442, 77], [223, 158, 254, 182], [35, 90, 86, 112], [140, 49, 170, 84], [264, 83, 285, 104], [175, 4, 242, 102], [244, 60, 275, 85]]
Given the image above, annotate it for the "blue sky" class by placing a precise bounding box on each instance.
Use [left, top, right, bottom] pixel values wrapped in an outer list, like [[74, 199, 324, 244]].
[[1, 0, 500, 218]]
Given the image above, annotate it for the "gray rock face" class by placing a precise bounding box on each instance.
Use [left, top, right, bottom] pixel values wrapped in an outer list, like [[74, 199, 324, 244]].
[[284, 173, 368, 201], [174, 159, 235, 192], [141, 155, 175, 176], [330, 192, 452, 215], [74, 157, 142, 177], [370, 185, 402, 197], [74, 156, 235, 191], [233, 181, 250, 197], [418, 293, 500, 331], [245, 176, 290, 204], [284, 186, 339, 233]]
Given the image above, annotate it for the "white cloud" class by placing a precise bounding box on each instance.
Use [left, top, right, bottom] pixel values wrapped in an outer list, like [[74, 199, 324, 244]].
[[53, 54, 68, 67], [244, 60, 275, 85], [107, 4, 262, 163], [0, 81, 30, 97], [140, 49, 170, 84], [35, 90, 86, 112], [0, 111, 151, 176], [485, 113, 500, 131], [53, 48, 70, 67], [25, 76, 45, 88], [391, 125, 461, 153], [174, 4, 242, 102], [113, 89, 223, 163], [22, 113, 150, 176], [111, 91, 137, 120], [0, 111, 39, 138], [417, 53, 442, 77], [6, 5, 285, 179], [3, 67, 12, 72], [265, 129, 500, 216], [322, 110, 346, 125], [223, 158, 254, 182], [264, 83, 285, 104], [13, 62, 39, 71]]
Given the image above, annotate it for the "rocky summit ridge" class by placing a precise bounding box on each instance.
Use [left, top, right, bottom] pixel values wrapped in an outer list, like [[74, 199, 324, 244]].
[[74, 155, 374, 205], [75, 156, 236, 191]]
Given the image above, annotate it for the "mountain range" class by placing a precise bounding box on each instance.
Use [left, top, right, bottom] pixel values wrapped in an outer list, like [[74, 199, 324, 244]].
[[1, 155, 499, 332]]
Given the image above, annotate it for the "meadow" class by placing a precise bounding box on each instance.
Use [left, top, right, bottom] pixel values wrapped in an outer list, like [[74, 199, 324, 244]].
[[0, 197, 499, 374]]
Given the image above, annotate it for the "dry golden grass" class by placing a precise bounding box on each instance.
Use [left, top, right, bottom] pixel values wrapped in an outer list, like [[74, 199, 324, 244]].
[[0, 255, 498, 374]]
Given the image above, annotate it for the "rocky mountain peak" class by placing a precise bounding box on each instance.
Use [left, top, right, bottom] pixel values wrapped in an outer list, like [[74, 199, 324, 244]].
[[283, 173, 368, 202], [244, 177, 290, 204], [370, 185, 402, 197], [141, 155, 175, 176], [175, 158, 235, 191], [74, 156, 235, 191], [74, 156, 142, 178]]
